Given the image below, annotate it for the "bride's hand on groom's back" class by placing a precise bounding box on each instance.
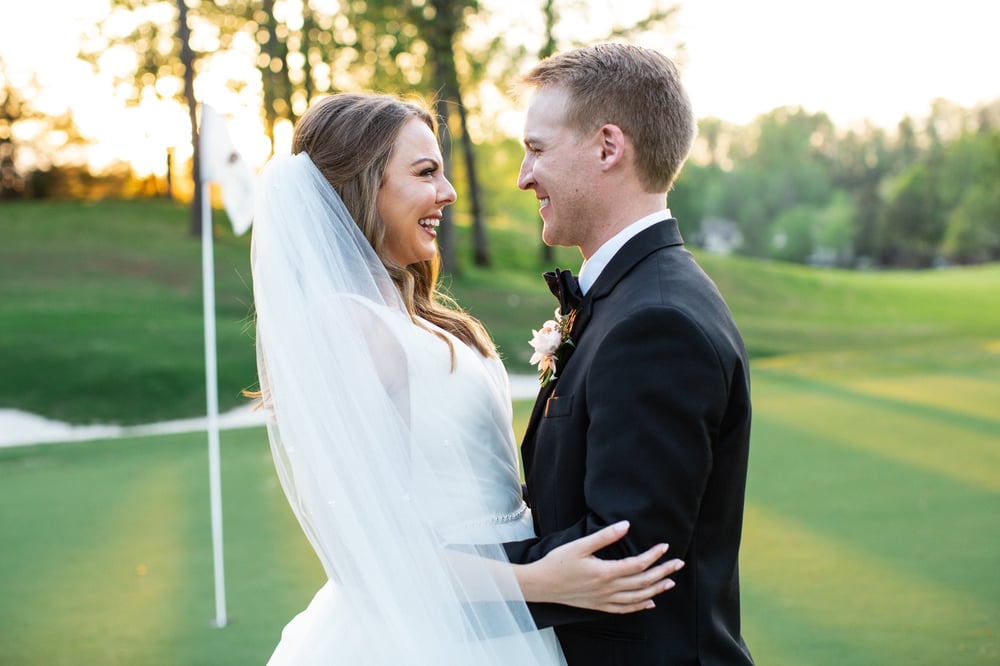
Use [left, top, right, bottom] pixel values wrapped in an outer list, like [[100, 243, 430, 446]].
[[516, 520, 684, 613]]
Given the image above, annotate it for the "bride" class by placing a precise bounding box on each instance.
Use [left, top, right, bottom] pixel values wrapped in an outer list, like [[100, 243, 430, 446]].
[[250, 93, 682, 664]]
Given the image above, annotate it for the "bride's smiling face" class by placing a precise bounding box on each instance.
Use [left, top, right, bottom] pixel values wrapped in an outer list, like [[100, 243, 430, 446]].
[[377, 118, 457, 267]]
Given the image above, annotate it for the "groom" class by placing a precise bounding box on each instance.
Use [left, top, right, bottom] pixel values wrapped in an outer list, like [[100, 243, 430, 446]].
[[503, 44, 755, 664]]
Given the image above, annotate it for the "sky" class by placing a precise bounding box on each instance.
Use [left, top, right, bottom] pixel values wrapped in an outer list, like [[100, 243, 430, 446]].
[[1, 0, 999, 173], [672, 0, 1000, 127]]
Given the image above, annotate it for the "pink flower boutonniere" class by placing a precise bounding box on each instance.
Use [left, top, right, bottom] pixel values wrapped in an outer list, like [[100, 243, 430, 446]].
[[529, 307, 577, 386]]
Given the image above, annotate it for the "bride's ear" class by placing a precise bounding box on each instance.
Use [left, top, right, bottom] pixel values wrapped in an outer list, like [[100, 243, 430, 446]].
[[598, 124, 626, 171]]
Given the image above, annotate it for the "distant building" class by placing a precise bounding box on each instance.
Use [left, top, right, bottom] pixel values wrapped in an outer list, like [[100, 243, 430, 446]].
[[696, 217, 744, 256]]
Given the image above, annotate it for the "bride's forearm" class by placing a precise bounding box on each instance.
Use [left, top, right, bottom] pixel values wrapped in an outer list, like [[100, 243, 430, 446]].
[[508, 526, 682, 612], [442, 547, 527, 601], [512, 561, 547, 602], [441, 527, 681, 611]]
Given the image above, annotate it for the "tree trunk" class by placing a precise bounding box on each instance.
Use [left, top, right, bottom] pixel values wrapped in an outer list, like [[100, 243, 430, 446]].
[[424, 0, 490, 270], [301, 2, 315, 106], [165, 148, 173, 200], [456, 97, 490, 266], [261, 0, 278, 143], [178, 0, 201, 236], [434, 96, 457, 274], [426, 0, 463, 274]]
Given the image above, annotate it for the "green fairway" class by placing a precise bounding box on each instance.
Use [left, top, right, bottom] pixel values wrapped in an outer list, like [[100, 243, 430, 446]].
[[2, 199, 999, 664], [2, 358, 998, 665], [741, 357, 1000, 665], [0, 428, 322, 665]]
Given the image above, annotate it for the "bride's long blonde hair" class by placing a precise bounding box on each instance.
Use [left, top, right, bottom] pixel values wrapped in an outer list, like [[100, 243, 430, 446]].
[[291, 93, 495, 361]]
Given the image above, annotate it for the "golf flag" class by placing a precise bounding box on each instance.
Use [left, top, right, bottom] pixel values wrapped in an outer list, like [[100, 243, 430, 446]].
[[200, 105, 254, 236], [197, 102, 259, 629]]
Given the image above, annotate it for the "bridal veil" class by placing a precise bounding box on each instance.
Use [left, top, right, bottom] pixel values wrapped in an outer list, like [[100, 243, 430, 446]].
[[251, 152, 560, 664]]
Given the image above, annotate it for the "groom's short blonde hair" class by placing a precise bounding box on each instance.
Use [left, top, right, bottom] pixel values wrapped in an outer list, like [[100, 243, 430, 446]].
[[520, 43, 697, 194]]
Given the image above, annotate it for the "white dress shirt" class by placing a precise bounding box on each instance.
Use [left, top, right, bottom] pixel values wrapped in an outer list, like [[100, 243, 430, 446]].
[[577, 209, 672, 295]]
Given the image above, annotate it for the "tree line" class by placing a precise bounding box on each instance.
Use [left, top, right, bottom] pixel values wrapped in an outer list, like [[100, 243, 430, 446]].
[[1, 1, 997, 269], [29, 0, 676, 270], [670, 101, 1000, 267]]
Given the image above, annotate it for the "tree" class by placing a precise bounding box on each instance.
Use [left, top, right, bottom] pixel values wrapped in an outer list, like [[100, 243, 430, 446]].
[[938, 127, 1000, 262], [0, 59, 92, 199], [878, 163, 943, 267], [77, 0, 203, 228], [631, 93, 1000, 268], [710, 107, 836, 257], [423, 0, 489, 270], [310, 0, 492, 272], [811, 192, 856, 266], [829, 122, 892, 265], [941, 183, 1000, 263], [0, 63, 27, 199], [177, 0, 201, 234]]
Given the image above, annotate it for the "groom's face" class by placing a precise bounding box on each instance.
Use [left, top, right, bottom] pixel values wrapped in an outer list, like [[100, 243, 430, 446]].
[[518, 85, 601, 251]]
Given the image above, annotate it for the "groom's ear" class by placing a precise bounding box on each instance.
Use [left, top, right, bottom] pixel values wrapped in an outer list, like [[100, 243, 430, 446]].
[[598, 124, 626, 170]]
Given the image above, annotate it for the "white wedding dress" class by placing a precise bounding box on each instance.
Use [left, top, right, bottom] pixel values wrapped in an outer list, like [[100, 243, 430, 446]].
[[251, 153, 565, 665]]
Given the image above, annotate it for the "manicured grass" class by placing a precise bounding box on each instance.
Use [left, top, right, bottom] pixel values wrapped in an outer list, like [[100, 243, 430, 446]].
[[5, 199, 999, 424], [0, 200, 255, 425], [740, 355, 1000, 665], [0, 428, 321, 665], [1, 358, 998, 664], [698, 254, 1000, 358]]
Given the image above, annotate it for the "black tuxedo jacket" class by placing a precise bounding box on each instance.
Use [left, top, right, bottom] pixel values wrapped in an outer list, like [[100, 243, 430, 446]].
[[505, 219, 754, 665]]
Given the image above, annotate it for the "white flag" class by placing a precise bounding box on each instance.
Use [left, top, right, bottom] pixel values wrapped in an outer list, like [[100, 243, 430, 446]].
[[200, 105, 255, 236]]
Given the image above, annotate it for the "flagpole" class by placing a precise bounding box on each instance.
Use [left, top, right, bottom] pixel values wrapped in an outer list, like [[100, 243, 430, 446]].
[[196, 103, 253, 628], [200, 171, 228, 628]]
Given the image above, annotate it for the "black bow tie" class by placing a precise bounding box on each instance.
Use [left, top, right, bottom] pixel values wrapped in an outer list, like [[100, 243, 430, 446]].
[[544, 268, 582, 315]]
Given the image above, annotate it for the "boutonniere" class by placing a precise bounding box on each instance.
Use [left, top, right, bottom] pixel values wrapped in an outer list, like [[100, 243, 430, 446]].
[[529, 307, 577, 386]]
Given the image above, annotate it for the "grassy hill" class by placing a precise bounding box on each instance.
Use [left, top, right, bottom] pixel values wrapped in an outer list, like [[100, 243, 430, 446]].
[[2, 198, 998, 424]]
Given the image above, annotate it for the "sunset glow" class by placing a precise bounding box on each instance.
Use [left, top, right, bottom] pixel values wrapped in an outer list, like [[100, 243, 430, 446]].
[[1, 0, 998, 176]]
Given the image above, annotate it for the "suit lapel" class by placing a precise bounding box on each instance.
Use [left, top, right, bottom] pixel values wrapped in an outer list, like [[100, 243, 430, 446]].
[[521, 379, 556, 467], [585, 218, 684, 304], [557, 218, 683, 346], [520, 218, 684, 471]]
